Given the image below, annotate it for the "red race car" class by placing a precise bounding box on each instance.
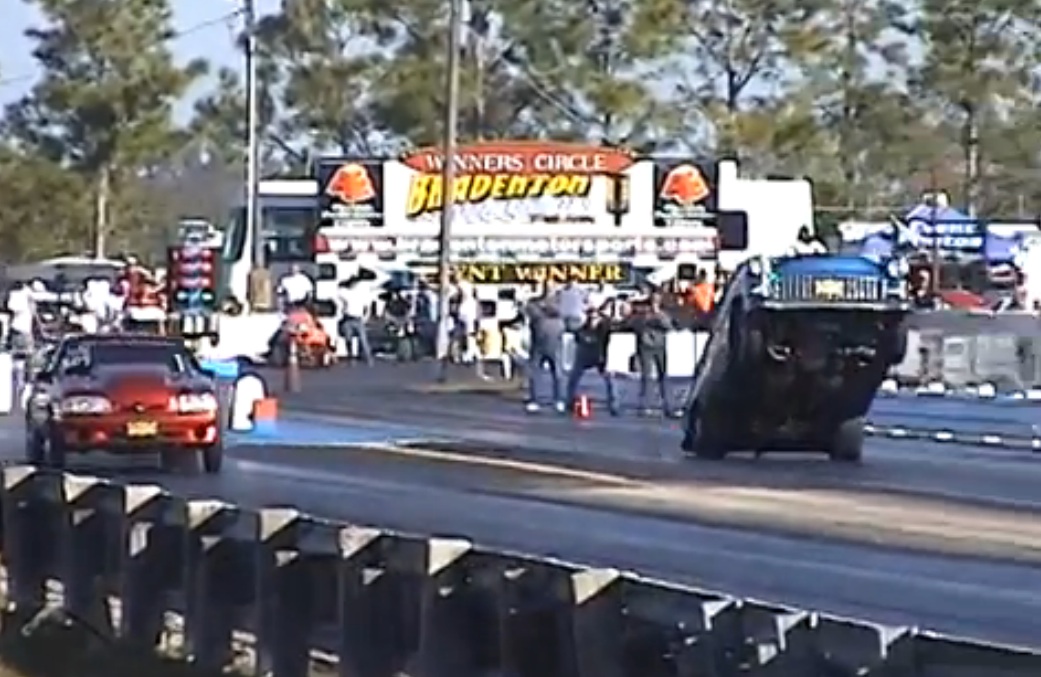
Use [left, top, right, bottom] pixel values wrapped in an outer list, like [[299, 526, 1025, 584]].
[[24, 333, 223, 473]]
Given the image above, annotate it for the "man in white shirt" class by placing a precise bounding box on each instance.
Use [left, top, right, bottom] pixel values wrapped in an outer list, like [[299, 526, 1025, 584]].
[[454, 283, 480, 363], [278, 265, 315, 308], [83, 278, 113, 331], [6, 283, 34, 352], [556, 281, 587, 332], [336, 277, 374, 365]]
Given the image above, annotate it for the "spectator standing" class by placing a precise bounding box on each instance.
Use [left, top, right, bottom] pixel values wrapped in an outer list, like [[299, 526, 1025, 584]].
[[336, 277, 374, 365], [789, 226, 827, 255], [278, 264, 315, 308], [454, 282, 480, 363], [630, 292, 678, 416], [690, 269, 715, 329], [565, 304, 619, 416], [524, 291, 566, 413], [556, 281, 587, 332], [6, 282, 34, 353]]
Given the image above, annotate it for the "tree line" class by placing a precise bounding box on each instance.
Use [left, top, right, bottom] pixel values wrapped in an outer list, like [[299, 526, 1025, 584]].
[[1, 0, 1040, 262]]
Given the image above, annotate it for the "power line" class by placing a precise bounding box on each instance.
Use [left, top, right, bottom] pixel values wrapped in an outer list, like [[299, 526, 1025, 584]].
[[0, 9, 244, 90]]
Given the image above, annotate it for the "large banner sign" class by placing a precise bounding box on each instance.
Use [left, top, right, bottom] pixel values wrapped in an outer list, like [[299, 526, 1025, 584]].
[[315, 141, 721, 259], [455, 261, 632, 285], [400, 142, 635, 226]]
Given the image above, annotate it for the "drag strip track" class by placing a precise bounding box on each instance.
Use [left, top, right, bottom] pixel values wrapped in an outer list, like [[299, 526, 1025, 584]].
[[276, 375, 1041, 513], [6, 364, 1040, 653], [6, 441, 1040, 650]]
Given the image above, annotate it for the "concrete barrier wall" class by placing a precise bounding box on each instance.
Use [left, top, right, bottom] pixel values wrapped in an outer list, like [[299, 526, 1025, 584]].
[[3, 465, 1037, 677], [580, 311, 1041, 389]]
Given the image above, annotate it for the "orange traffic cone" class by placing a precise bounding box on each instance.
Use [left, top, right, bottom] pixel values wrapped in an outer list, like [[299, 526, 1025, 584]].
[[573, 394, 592, 419]]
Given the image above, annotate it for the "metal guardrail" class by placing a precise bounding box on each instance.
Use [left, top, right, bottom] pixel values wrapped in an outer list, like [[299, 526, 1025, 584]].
[[2, 465, 1039, 677]]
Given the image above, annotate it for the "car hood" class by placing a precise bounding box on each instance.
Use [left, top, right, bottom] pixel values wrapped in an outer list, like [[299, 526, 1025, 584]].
[[61, 366, 210, 401]]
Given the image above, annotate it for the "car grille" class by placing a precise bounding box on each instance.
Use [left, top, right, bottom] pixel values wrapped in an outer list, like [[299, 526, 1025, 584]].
[[769, 275, 884, 302], [116, 400, 168, 413]]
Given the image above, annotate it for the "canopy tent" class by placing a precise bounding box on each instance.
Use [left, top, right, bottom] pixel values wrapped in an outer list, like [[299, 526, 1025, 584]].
[[902, 203, 985, 256], [985, 233, 1021, 264], [844, 202, 998, 261], [847, 220, 919, 262]]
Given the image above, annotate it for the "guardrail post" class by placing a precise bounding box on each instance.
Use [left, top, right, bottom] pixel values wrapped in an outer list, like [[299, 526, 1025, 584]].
[[487, 557, 577, 677], [59, 473, 118, 637], [183, 499, 253, 671], [337, 526, 387, 677], [415, 537, 472, 677], [915, 634, 1041, 676], [117, 483, 180, 650], [620, 579, 745, 676], [565, 568, 624, 677], [1, 466, 54, 629], [337, 531, 473, 677], [807, 617, 914, 674], [255, 508, 339, 677], [733, 601, 816, 673]]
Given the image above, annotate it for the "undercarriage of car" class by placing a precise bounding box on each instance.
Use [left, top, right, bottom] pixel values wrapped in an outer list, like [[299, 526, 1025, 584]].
[[683, 308, 908, 463]]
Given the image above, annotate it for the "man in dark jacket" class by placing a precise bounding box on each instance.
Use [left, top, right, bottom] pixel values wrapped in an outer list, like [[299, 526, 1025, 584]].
[[631, 292, 678, 416], [565, 304, 619, 416], [524, 292, 566, 413]]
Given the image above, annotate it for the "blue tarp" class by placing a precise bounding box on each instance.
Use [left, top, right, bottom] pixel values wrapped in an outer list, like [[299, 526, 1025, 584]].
[[199, 358, 241, 380]]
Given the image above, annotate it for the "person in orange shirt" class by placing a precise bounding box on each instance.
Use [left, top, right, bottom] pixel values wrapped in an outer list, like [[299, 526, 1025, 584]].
[[691, 269, 715, 316]]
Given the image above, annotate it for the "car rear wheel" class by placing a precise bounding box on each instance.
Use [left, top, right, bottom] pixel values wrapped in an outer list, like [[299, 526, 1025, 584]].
[[829, 417, 864, 463], [201, 441, 223, 474], [684, 406, 727, 460]]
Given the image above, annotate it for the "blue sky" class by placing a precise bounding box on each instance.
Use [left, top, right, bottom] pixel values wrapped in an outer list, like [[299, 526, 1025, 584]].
[[0, 0, 283, 117]]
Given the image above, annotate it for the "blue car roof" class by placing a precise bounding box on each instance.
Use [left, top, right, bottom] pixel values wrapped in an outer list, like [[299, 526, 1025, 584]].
[[773, 255, 885, 276]]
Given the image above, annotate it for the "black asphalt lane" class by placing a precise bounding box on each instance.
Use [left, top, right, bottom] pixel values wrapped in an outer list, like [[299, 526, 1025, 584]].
[[11, 444, 1041, 650], [267, 363, 1041, 512], [5, 363, 1041, 649]]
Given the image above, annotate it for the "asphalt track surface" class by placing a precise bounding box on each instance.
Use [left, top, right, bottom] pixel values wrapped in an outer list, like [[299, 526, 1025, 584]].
[[4, 362, 1041, 650]]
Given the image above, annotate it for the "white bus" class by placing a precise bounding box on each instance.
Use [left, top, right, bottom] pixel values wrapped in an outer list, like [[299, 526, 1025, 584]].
[[221, 179, 319, 305]]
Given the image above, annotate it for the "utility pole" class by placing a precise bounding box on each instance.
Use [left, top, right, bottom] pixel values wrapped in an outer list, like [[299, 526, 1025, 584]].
[[93, 166, 110, 259], [435, 0, 462, 381], [929, 166, 940, 301], [243, 0, 269, 309], [469, 0, 487, 139]]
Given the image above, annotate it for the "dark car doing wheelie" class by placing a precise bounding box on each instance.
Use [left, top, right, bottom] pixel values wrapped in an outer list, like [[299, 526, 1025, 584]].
[[682, 254, 911, 463]]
